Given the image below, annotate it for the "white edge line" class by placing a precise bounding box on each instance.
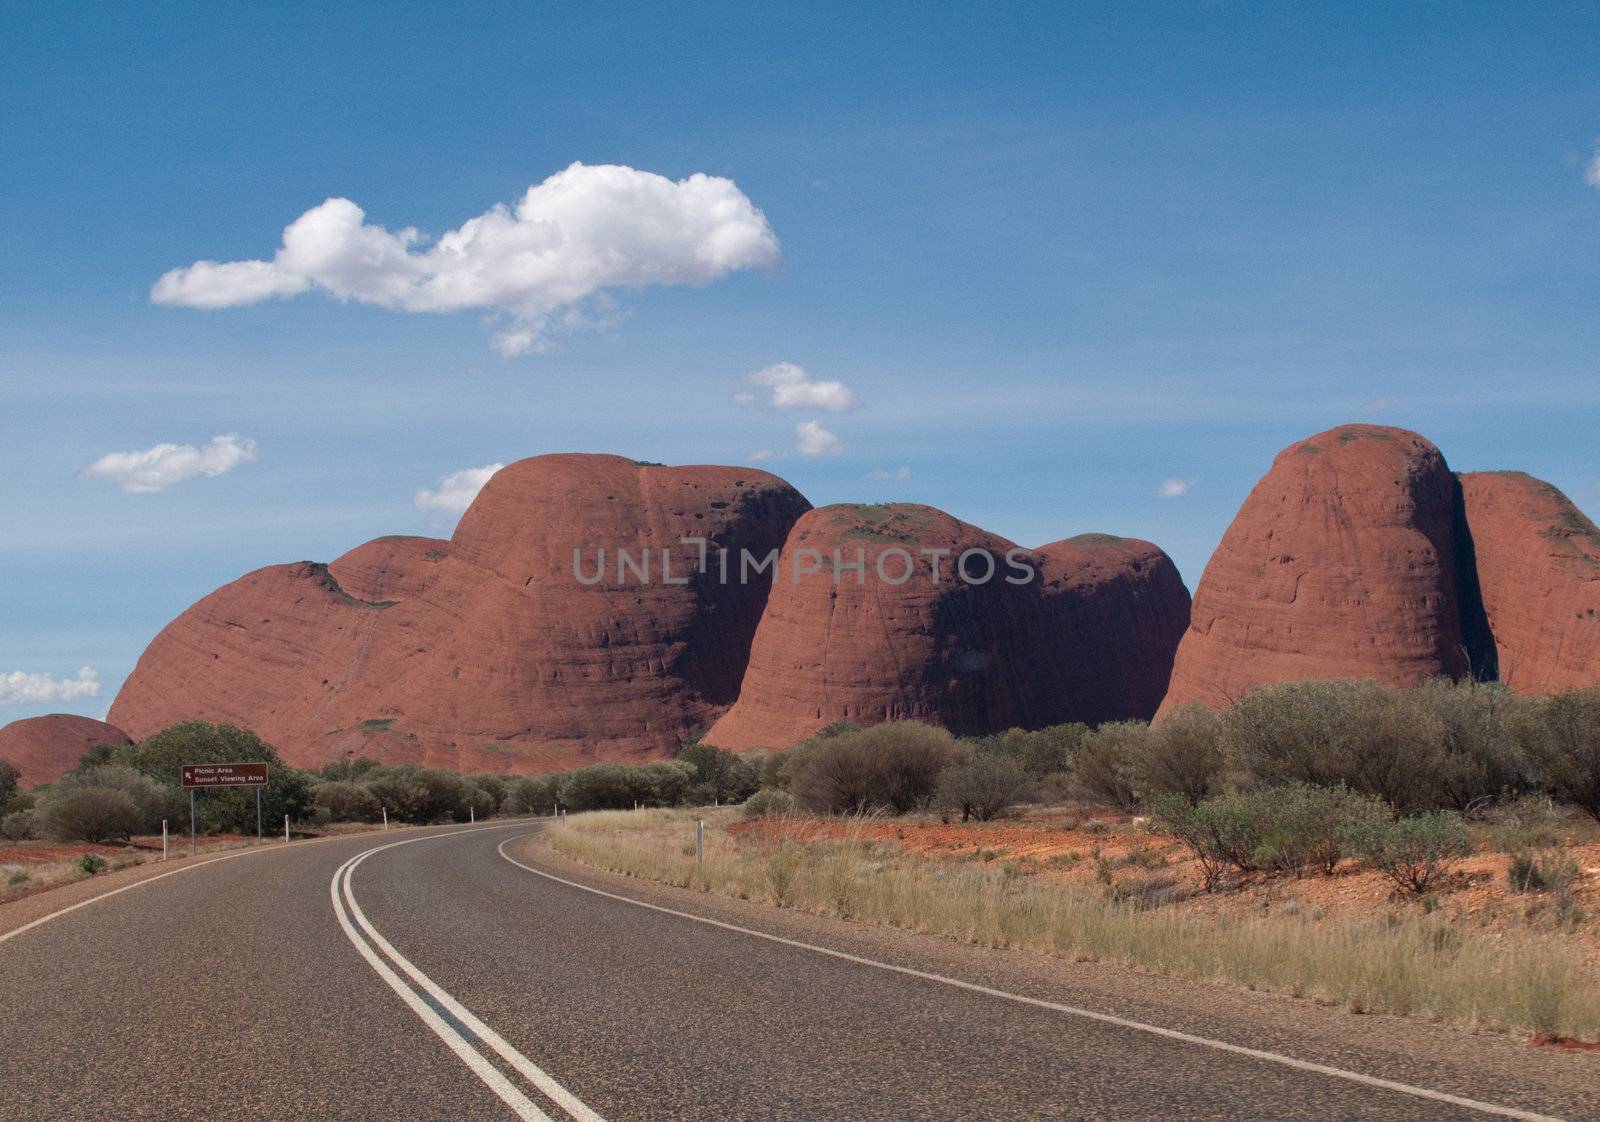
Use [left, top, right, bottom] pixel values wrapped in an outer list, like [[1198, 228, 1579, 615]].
[[497, 832, 1566, 1122], [338, 830, 606, 1122], [331, 845, 553, 1122]]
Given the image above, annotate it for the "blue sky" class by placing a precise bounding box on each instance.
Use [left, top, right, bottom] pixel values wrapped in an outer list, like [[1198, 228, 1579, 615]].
[[3, 2, 1598, 722]]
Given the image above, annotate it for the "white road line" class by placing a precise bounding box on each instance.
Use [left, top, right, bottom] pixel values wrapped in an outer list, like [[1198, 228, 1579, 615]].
[[332, 827, 606, 1122], [497, 833, 1567, 1122]]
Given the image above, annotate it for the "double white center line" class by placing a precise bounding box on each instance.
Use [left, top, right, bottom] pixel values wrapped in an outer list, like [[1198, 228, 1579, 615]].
[[330, 828, 605, 1122]]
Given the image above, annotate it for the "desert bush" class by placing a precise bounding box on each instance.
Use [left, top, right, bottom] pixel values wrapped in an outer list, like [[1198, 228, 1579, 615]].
[[788, 721, 964, 815], [1149, 793, 1261, 890], [1517, 688, 1600, 821], [502, 775, 560, 816], [460, 780, 500, 821], [1247, 784, 1389, 876], [1222, 680, 1445, 811], [36, 766, 167, 843], [1397, 679, 1528, 811], [41, 788, 145, 844], [556, 760, 698, 812], [1341, 811, 1473, 895], [313, 780, 383, 823], [1153, 784, 1390, 888], [1130, 704, 1226, 802], [466, 773, 508, 813], [1, 809, 38, 840], [969, 723, 1086, 778], [0, 758, 18, 813], [78, 853, 107, 875], [739, 788, 796, 819], [935, 754, 1032, 821], [676, 739, 760, 805], [364, 765, 468, 824], [1072, 722, 1144, 813], [1486, 794, 1567, 852], [1508, 850, 1581, 894]]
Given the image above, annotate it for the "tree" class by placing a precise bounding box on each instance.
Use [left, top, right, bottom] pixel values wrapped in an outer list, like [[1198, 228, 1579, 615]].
[[1072, 722, 1144, 813], [1518, 688, 1600, 821], [113, 722, 315, 834], [676, 740, 760, 804], [936, 754, 1032, 821], [313, 781, 383, 823], [0, 758, 17, 814], [1130, 704, 1226, 803], [37, 766, 167, 843], [789, 722, 964, 815]]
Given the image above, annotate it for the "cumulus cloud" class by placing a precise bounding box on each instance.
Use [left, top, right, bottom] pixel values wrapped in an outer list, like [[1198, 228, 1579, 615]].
[[1587, 146, 1600, 188], [414, 463, 504, 513], [152, 163, 780, 355], [748, 449, 774, 462], [795, 421, 842, 456], [0, 666, 100, 706], [81, 434, 257, 493], [866, 466, 911, 480], [738, 362, 857, 412], [1158, 477, 1197, 499]]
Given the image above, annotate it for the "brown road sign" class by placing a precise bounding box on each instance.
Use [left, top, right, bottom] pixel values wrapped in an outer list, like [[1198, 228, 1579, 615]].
[[180, 762, 269, 788]]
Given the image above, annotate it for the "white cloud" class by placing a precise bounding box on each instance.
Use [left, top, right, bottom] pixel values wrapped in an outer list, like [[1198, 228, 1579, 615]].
[[1158, 477, 1197, 499], [0, 666, 100, 706], [748, 449, 774, 462], [866, 466, 911, 480], [1587, 146, 1600, 188], [414, 463, 504, 512], [795, 421, 842, 456], [81, 434, 257, 493], [152, 163, 780, 355], [739, 362, 857, 412]]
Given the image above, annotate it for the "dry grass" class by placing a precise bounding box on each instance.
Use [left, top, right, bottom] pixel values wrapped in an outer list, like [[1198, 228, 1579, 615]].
[[548, 808, 1600, 1041]]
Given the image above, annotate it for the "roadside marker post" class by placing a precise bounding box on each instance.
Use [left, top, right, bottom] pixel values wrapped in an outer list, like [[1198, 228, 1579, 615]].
[[161, 819, 168, 861], [255, 785, 262, 841], [382, 806, 388, 831], [470, 805, 475, 824], [696, 817, 704, 866], [189, 789, 196, 857], [283, 814, 289, 842]]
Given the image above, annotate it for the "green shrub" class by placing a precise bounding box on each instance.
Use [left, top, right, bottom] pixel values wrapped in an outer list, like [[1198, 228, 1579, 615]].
[[37, 766, 167, 843], [42, 788, 144, 844], [1149, 793, 1260, 890], [1132, 704, 1226, 802], [1488, 795, 1567, 852], [312, 781, 383, 823], [1, 809, 38, 841], [364, 765, 467, 824], [1072, 722, 1144, 813], [555, 760, 698, 812], [466, 773, 508, 813], [0, 758, 18, 813], [968, 723, 1086, 778], [502, 775, 560, 816], [1517, 688, 1600, 821], [460, 780, 499, 821], [1341, 812, 1473, 895], [787, 721, 963, 815], [676, 739, 760, 804], [78, 853, 107, 875], [1397, 679, 1528, 811], [935, 754, 1032, 821], [1153, 784, 1390, 888], [1507, 851, 1580, 894], [739, 788, 796, 819]]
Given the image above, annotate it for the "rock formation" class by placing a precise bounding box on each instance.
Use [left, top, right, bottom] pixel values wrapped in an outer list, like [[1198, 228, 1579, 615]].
[[1457, 471, 1600, 694], [706, 505, 1190, 749], [0, 714, 132, 787], [1158, 425, 1470, 714], [110, 455, 811, 773]]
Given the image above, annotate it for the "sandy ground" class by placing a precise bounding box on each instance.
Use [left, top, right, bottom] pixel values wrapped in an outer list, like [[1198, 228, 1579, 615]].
[[730, 808, 1600, 966]]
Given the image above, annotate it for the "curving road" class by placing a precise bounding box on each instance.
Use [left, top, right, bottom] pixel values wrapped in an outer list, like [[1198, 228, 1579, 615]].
[[0, 821, 1595, 1121]]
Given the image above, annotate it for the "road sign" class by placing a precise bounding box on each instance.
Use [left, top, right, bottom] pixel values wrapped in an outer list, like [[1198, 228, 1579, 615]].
[[180, 762, 269, 788]]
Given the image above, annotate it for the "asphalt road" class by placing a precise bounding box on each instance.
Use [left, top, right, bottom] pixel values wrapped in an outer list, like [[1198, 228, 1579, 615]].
[[0, 821, 1594, 1121]]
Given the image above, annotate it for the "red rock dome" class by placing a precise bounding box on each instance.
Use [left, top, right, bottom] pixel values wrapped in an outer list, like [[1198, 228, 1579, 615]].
[[0, 714, 132, 787]]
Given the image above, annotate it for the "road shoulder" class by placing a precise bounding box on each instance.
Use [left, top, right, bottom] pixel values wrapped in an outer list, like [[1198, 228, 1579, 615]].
[[508, 828, 1600, 1122]]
